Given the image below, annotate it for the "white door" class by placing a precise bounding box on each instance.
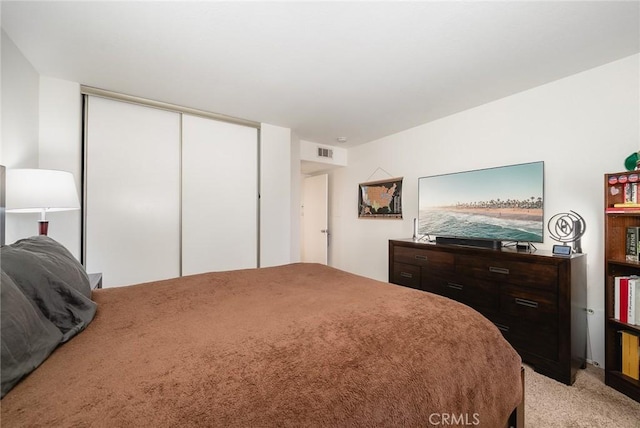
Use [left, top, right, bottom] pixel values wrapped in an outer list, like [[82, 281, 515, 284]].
[[302, 174, 328, 264], [181, 114, 258, 275], [85, 96, 181, 287]]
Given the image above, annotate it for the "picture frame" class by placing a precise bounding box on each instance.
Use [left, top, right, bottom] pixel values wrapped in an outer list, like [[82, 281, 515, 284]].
[[358, 177, 403, 219]]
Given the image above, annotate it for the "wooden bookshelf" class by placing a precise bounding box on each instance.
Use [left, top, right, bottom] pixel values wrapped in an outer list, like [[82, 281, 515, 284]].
[[604, 171, 640, 402]]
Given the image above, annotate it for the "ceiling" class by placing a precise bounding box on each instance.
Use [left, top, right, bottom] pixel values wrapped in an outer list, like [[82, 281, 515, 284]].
[[2, 1, 639, 148]]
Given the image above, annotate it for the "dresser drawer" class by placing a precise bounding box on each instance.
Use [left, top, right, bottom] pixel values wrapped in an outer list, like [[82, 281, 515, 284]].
[[456, 256, 558, 291], [488, 314, 558, 361], [500, 285, 558, 325], [424, 272, 499, 313], [392, 262, 421, 290], [394, 246, 454, 271]]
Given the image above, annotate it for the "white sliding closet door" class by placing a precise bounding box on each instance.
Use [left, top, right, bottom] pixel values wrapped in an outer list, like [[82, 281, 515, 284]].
[[182, 114, 258, 275], [85, 96, 181, 287]]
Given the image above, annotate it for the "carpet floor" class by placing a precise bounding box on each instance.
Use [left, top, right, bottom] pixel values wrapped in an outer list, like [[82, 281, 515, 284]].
[[525, 364, 640, 427]]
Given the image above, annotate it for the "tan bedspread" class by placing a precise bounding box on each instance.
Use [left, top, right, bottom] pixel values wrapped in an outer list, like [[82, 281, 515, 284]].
[[1, 263, 522, 427]]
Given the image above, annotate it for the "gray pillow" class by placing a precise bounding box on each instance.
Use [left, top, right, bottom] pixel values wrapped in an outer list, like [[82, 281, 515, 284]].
[[1, 236, 96, 342], [1, 271, 63, 398]]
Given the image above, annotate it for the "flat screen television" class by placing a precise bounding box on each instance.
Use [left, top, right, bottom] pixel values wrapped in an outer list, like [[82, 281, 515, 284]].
[[418, 161, 544, 244]]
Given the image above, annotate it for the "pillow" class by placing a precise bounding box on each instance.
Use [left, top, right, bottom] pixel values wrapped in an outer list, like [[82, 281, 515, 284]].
[[1, 272, 63, 398], [1, 236, 97, 342]]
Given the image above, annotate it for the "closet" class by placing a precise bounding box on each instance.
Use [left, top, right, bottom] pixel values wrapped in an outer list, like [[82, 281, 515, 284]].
[[84, 94, 259, 287]]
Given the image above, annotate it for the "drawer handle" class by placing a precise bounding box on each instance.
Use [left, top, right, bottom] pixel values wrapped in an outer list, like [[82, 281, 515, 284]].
[[447, 282, 463, 290], [489, 266, 510, 275], [515, 298, 539, 308], [415, 254, 428, 261], [494, 323, 510, 332], [400, 272, 413, 279]]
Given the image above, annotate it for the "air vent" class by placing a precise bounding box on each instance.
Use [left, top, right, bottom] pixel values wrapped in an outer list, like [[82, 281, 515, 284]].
[[317, 147, 333, 159]]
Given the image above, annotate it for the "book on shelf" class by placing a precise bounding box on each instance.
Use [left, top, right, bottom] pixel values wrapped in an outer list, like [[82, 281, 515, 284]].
[[606, 206, 640, 213], [620, 330, 640, 380], [623, 182, 639, 205], [614, 276, 640, 325], [626, 227, 640, 262], [632, 279, 638, 325], [614, 203, 640, 208]]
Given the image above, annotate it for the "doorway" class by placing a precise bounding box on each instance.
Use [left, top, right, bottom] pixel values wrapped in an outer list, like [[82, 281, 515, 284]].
[[301, 174, 329, 264]]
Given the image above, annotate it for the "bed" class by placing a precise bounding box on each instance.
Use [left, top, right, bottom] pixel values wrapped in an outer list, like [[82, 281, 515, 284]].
[[1, 236, 524, 427]]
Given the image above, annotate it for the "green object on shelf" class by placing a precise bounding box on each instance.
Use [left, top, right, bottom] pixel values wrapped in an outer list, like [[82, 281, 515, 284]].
[[625, 152, 639, 171]]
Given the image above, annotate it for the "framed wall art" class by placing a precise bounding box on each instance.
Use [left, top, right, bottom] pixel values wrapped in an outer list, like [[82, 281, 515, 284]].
[[358, 177, 403, 219]]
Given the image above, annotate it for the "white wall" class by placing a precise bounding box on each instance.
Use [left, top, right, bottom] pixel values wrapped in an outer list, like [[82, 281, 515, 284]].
[[328, 54, 640, 367], [38, 77, 82, 257], [1, 34, 82, 253], [1, 30, 41, 242], [290, 132, 302, 263], [260, 123, 295, 267], [1, 30, 39, 168]]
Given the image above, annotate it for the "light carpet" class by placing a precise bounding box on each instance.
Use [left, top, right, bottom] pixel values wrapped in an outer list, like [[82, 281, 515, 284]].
[[525, 364, 640, 427]]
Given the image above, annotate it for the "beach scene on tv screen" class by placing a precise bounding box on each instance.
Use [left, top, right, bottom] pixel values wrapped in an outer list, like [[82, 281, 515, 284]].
[[419, 162, 544, 242]]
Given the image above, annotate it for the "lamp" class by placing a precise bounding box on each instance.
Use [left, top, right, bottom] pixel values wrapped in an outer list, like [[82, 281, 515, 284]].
[[6, 169, 80, 236]]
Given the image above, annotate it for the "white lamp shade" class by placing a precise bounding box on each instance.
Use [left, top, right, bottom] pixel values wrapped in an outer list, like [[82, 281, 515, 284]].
[[6, 169, 81, 213]]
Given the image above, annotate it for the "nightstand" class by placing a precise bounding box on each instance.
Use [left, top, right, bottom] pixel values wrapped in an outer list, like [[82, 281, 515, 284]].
[[88, 273, 103, 290]]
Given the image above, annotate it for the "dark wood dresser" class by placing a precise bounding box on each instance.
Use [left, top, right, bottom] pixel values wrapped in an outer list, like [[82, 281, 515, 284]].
[[389, 239, 587, 385]]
